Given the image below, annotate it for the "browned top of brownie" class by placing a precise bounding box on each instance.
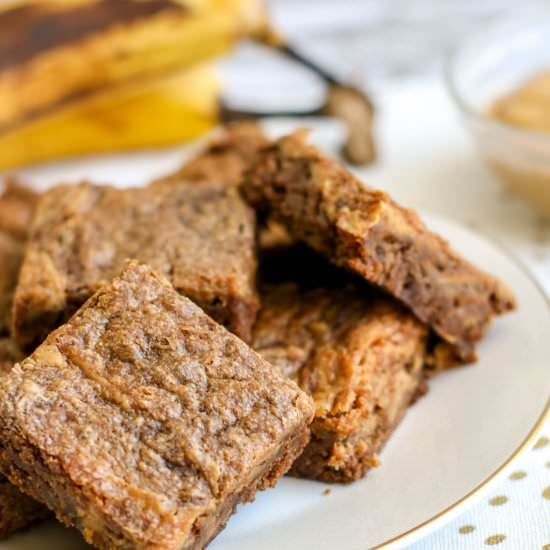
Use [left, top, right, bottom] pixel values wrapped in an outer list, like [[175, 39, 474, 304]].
[[164, 122, 268, 187], [0, 179, 38, 239], [253, 282, 427, 386], [14, 179, 259, 349], [0, 262, 313, 549], [244, 131, 516, 361]]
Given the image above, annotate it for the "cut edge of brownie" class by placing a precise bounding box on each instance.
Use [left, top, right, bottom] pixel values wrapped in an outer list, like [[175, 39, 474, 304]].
[[289, 375, 423, 483], [200, 292, 260, 345], [243, 130, 516, 361], [0, 417, 310, 550], [0, 232, 23, 336], [295, 324, 426, 483], [11, 248, 72, 351], [190, 424, 310, 550], [0, 180, 37, 337], [0, 339, 50, 539]]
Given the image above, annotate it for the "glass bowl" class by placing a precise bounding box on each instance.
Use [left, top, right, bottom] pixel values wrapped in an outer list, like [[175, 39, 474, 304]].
[[445, 9, 550, 215]]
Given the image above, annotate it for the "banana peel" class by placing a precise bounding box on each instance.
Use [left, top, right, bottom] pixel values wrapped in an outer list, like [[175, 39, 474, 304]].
[[0, 0, 377, 169], [0, 0, 267, 131], [0, 64, 220, 170]]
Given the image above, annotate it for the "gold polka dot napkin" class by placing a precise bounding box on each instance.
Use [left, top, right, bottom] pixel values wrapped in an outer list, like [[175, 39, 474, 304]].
[[410, 432, 550, 549]]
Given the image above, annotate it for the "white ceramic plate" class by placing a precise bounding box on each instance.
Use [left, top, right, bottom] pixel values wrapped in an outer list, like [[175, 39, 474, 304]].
[[0, 196, 549, 550]]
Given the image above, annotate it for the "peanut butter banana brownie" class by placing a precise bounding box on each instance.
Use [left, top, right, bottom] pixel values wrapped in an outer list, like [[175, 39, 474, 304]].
[[160, 122, 268, 187], [253, 277, 428, 483], [161, 122, 290, 252], [13, 179, 259, 350], [0, 341, 48, 537], [0, 182, 50, 538], [0, 262, 314, 550], [244, 131, 515, 361]]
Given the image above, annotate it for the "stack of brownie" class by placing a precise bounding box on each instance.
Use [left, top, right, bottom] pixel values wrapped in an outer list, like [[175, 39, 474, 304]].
[[0, 123, 515, 549]]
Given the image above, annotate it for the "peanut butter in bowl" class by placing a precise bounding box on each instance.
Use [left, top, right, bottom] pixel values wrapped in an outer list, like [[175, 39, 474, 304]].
[[490, 72, 550, 133], [485, 71, 550, 215]]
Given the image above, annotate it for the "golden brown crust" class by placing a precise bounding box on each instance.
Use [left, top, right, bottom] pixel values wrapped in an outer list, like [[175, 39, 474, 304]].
[[13, 179, 259, 350], [244, 131, 516, 361], [0, 180, 49, 538], [253, 282, 428, 483], [0, 262, 314, 550]]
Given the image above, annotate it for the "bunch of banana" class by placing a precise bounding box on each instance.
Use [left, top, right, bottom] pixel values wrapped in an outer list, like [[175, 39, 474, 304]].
[[0, 0, 268, 169]]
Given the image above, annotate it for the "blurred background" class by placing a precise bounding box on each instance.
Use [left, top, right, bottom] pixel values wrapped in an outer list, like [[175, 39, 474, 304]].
[[223, 0, 525, 107]]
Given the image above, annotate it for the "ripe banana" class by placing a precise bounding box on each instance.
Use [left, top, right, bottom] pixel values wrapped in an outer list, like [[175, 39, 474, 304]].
[[0, 0, 267, 133], [0, 64, 220, 170], [0, 0, 377, 169]]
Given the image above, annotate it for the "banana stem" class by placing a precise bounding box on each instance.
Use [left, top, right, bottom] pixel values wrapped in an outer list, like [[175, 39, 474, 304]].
[[225, 30, 377, 166], [276, 43, 338, 86], [221, 105, 322, 121]]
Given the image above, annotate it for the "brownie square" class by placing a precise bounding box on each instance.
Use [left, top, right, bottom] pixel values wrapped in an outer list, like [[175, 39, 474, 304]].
[[13, 178, 259, 350], [0, 262, 313, 550], [0, 182, 48, 538], [243, 131, 516, 361], [253, 282, 428, 483], [0, 340, 48, 537], [165, 122, 269, 187]]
